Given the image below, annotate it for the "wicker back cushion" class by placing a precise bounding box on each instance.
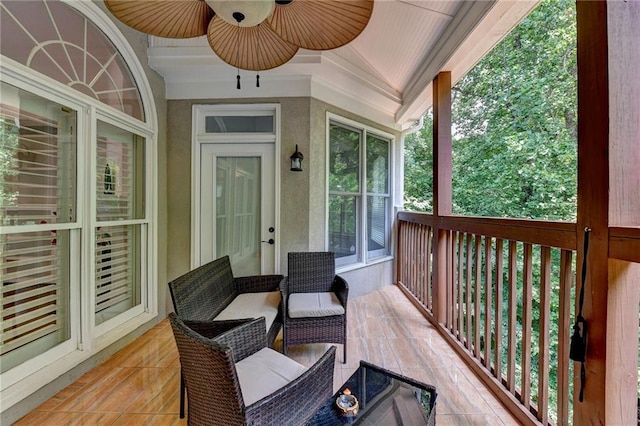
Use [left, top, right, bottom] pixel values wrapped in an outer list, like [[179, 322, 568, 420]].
[[287, 252, 336, 293], [168, 255, 238, 320]]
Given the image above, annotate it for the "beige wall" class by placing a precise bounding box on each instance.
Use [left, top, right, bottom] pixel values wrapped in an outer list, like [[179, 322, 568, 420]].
[[166, 97, 400, 299]]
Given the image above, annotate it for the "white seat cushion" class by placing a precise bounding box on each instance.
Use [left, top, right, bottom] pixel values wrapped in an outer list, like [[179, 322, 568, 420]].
[[235, 347, 307, 406], [214, 291, 281, 333], [288, 292, 345, 318]]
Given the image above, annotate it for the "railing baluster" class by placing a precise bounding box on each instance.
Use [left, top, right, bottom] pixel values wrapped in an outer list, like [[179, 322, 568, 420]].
[[423, 225, 428, 308], [522, 243, 533, 409], [457, 232, 464, 341], [484, 236, 492, 367], [412, 223, 417, 297], [558, 249, 573, 425], [466, 234, 472, 350], [452, 230, 457, 330], [426, 226, 433, 311], [449, 230, 456, 332], [538, 246, 551, 424], [494, 238, 504, 382], [416, 223, 422, 303], [474, 235, 482, 360], [400, 223, 406, 286], [507, 240, 518, 394]]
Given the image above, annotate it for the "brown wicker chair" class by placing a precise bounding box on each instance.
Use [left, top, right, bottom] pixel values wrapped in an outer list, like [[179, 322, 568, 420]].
[[168, 313, 336, 426], [280, 252, 348, 363], [168, 255, 283, 418]]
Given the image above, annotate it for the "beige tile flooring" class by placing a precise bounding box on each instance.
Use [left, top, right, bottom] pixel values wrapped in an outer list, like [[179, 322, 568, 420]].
[[15, 285, 520, 425]]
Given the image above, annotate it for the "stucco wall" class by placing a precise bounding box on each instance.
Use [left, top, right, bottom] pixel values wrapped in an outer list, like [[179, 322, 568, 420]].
[[166, 96, 400, 300]]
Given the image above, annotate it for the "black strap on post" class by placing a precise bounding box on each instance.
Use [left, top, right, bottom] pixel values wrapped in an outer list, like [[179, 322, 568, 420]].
[[569, 227, 590, 402]]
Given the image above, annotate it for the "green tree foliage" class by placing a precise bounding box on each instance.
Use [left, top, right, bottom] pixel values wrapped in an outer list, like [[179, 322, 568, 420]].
[[404, 0, 577, 221], [453, 0, 577, 220], [403, 112, 434, 212]]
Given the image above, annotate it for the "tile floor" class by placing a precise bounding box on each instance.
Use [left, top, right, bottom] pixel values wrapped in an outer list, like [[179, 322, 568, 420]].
[[15, 285, 520, 425]]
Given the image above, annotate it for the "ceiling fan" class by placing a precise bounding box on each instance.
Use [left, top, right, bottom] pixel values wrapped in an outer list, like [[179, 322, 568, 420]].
[[104, 0, 374, 74]]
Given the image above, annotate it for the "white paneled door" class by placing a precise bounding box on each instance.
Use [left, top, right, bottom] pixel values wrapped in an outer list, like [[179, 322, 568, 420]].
[[200, 143, 276, 275]]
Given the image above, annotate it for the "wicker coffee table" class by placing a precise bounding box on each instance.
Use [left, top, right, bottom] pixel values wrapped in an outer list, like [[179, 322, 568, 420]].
[[307, 361, 437, 425]]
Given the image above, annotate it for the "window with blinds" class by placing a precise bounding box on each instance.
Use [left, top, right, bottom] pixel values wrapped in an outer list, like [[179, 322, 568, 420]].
[[328, 118, 392, 267], [1, 0, 154, 383], [0, 83, 76, 373], [94, 121, 144, 325], [95, 224, 140, 325]]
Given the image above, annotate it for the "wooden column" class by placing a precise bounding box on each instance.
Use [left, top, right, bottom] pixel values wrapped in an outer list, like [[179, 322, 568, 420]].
[[575, 1, 640, 424], [575, 1, 609, 422], [432, 72, 452, 325], [605, 1, 640, 424]]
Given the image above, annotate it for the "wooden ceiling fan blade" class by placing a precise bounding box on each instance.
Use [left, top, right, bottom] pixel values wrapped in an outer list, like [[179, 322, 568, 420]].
[[208, 16, 298, 71], [105, 0, 214, 38], [267, 0, 374, 50]]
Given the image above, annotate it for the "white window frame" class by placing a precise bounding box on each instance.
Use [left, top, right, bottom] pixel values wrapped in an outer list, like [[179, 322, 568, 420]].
[[0, 0, 158, 412], [326, 113, 394, 269]]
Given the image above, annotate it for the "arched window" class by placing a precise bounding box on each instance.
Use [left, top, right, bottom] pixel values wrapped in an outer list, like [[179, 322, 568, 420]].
[[0, 0, 156, 406], [0, 0, 144, 120]]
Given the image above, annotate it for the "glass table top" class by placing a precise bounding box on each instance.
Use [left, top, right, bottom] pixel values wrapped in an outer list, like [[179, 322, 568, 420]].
[[308, 361, 437, 426]]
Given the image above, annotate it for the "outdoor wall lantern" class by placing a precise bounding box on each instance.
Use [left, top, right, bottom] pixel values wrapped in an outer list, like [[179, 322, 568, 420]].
[[290, 144, 304, 172]]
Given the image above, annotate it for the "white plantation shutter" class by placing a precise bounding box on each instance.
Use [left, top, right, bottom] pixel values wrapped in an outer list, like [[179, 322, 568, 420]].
[[1, 231, 69, 356], [95, 224, 140, 323]]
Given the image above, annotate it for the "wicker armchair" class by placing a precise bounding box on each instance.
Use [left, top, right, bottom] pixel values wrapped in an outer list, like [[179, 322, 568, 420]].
[[168, 313, 336, 426], [280, 252, 348, 363], [168, 256, 283, 418]]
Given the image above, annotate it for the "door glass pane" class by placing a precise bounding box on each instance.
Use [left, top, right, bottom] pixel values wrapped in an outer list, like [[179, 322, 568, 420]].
[[1, 230, 71, 373], [96, 121, 145, 221], [95, 224, 141, 325], [216, 157, 261, 276], [0, 82, 77, 226]]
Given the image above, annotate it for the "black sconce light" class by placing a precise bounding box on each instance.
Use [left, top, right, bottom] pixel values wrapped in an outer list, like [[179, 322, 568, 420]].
[[290, 144, 303, 171]]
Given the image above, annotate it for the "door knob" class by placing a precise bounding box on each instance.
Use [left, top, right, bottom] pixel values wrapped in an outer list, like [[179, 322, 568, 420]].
[[262, 239, 275, 245]]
